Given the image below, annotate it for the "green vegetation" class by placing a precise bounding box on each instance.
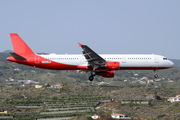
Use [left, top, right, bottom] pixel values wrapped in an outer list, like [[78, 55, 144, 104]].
[[0, 112, 96, 120], [2, 94, 108, 119], [5, 98, 44, 106], [1, 53, 180, 119]]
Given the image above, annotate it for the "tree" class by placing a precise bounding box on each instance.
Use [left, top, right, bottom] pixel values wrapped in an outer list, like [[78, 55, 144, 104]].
[[106, 117, 114, 120], [61, 82, 67, 86], [154, 91, 157, 98], [86, 116, 93, 120], [96, 118, 103, 120], [0, 71, 3, 76], [51, 96, 58, 100], [156, 95, 161, 100], [45, 83, 51, 88]]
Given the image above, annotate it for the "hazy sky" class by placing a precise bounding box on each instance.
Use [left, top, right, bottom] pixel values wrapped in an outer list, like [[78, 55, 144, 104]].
[[0, 0, 180, 59]]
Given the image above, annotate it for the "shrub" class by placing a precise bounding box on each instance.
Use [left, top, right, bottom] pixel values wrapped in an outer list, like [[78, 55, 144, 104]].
[[157, 114, 166, 119], [51, 96, 58, 100]]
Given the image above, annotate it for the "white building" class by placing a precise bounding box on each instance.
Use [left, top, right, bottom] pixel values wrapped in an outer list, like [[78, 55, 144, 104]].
[[168, 95, 180, 103], [55, 83, 63, 88], [18, 80, 35, 84], [141, 77, 148, 80], [97, 81, 105, 85], [111, 113, 125, 119], [92, 114, 100, 119], [134, 74, 138, 76], [9, 79, 14, 82]]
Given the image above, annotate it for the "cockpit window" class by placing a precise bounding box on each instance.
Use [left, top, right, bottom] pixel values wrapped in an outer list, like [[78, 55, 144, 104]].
[[163, 58, 168, 60]]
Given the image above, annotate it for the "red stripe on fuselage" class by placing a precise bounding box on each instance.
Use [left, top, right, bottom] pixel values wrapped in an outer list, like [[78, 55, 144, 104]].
[[7, 55, 88, 70]]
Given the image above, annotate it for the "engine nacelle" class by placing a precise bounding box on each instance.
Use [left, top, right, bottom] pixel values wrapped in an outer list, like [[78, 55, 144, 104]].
[[106, 62, 120, 70], [102, 71, 114, 78]]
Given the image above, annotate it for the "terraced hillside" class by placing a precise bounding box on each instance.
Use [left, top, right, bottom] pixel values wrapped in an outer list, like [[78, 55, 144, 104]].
[[2, 94, 110, 119]]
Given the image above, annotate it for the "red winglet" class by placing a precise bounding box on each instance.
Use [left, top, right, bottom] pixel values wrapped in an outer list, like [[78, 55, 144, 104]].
[[78, 42, 83, 47]]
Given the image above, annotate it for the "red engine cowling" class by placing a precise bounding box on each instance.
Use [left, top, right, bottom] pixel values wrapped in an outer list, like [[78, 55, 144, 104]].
[[102, 71, 114, 78], [106, 62, 120, 70]]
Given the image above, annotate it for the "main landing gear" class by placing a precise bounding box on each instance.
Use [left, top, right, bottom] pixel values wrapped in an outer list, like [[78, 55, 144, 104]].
[[154, 73, 158, 78], [89, 76, 94, 81], [89, 71, 96, 81], [154, 69, 158, 78]]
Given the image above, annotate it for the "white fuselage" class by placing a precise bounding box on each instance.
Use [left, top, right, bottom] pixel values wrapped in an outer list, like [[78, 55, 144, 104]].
[[39, 54, 174, 70]]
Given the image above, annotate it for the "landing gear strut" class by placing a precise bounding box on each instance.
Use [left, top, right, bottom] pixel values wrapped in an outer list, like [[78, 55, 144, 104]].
[[154, 69, 158, 78]]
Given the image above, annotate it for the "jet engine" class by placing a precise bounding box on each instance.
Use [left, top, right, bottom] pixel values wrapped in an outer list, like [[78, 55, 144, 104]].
[[102, 71, 114, 78], [106, 62, 120, 70]]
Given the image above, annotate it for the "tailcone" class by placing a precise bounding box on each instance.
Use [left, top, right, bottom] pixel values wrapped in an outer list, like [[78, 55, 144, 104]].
[[7, 56, 16, 62]]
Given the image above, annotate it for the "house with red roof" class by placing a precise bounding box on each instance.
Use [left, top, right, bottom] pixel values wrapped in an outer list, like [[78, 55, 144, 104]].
[[92, 114, 100, 119], [54, 83, 63, 88], [111, 113, 125, 119], [168, 95, 180, 103]]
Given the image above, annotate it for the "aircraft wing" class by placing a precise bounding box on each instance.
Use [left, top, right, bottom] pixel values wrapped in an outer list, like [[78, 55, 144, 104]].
[[78, 43, 106, 69]]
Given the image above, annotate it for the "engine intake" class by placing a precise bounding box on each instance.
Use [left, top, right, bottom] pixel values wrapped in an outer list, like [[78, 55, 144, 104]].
[[106, 62, 120, 70]]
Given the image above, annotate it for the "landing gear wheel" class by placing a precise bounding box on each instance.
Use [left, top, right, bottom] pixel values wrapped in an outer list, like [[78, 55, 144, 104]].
[[154, 74, 158, 78], [89, 76, 94, 81]]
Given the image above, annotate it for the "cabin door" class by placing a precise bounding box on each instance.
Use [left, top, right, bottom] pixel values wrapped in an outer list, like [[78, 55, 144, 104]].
[[154, 55, 159, 63], [122, 56, 126, 63], [35, 55, 40, 64]]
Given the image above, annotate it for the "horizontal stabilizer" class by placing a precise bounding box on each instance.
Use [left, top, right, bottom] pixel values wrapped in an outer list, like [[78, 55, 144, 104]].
[[9, 52, 26, 60]]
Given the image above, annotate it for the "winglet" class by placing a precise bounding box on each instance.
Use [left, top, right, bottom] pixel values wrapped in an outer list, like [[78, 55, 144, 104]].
[[78, 43, 83, 47]]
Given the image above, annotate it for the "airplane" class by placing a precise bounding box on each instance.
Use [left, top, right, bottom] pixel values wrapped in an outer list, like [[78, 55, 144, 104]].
[[7, 33, 174, 81]]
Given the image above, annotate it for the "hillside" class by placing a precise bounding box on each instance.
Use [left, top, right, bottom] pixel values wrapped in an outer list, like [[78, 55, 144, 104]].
[[1, 53, 180, 119], [0, 52, 180, 88], [0, 84, 180, 119]]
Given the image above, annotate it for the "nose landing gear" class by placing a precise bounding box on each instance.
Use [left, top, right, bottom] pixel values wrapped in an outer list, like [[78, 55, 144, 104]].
[[154, 73, 158, 78], [154, 69, 158, 78]]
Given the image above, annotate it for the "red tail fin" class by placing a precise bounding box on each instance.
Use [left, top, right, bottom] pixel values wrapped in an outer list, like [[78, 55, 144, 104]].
[[10, 33, 35, 56]]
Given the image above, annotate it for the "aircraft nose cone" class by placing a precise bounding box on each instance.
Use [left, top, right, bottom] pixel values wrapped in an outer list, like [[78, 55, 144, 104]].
[[169, 61, 174, 67]]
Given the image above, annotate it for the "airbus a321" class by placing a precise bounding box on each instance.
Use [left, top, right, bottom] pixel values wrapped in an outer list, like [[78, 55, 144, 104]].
[[7, 33, 174, 81]]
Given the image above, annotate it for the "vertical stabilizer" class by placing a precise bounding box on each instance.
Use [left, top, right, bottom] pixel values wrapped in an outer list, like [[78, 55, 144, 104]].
[[10, 33, 35, 56]]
